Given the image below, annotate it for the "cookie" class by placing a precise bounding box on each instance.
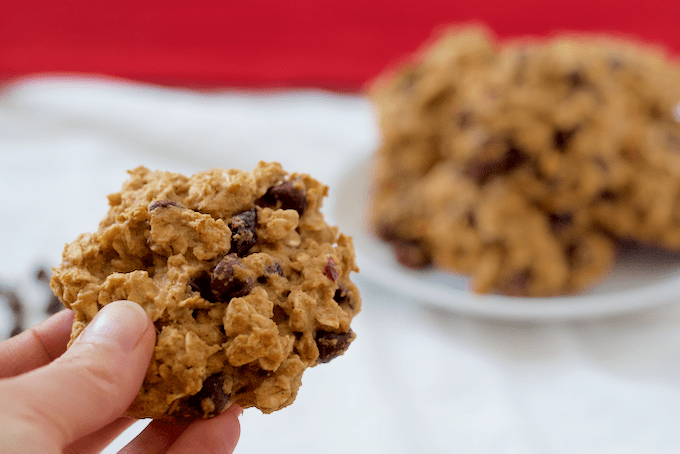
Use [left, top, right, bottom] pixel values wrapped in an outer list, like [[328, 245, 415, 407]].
[[50, 162, 360, 420], [370, 26, 680, 296]]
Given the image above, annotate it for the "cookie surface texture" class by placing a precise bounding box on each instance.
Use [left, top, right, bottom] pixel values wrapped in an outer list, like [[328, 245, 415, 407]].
[[50, 162, 360, 420], [370, 26, 680, 296]]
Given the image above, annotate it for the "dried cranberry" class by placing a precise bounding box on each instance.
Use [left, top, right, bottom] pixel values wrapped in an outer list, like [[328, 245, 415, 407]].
[[323, 257, 339, 282]]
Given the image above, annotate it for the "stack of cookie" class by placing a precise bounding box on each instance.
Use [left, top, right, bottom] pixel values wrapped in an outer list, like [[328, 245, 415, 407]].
[[370, 27, 680, 296]]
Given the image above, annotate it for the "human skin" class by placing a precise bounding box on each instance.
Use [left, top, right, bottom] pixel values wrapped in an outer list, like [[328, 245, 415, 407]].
[[0, 301, 241, 454]]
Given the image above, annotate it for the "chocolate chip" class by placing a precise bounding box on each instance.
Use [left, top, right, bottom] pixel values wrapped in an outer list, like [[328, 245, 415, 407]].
[[315, 329, 356, 364], [255, 182, 308, 216], [464, 142, 528, 184], [323, 257, 339, 282], [553, 128, 578, 152], [229, 208, 257, 257], [210, 255, 253, 302], [148, 200, 182, 211], [548, 212, 573, 233], [392, 239, 432, 269], [189, 373, 231, 416]]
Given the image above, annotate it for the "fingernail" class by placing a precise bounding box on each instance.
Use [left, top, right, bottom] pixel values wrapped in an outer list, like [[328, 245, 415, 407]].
[[77, 301, 150, 352]]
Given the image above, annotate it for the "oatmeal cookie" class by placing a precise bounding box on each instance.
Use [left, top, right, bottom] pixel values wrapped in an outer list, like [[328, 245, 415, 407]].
[[50, 162, 360, 420], [370, 26, 680, 296]]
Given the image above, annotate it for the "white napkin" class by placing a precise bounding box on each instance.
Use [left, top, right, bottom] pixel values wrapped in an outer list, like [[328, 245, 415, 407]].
[[1, 76, 680, 454]]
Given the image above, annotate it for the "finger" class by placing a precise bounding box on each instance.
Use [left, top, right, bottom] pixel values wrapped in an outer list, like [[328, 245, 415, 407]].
[[120, 405, 242, 454], [63, 417, 138, 454], [119, 420, 188, 453], [0, 300, 155, 451], [166, 404, 241, 454], [0, 309, 73, 378]]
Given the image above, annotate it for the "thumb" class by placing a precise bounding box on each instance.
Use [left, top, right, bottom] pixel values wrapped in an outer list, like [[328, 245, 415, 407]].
[[0, 300, 155, 451]]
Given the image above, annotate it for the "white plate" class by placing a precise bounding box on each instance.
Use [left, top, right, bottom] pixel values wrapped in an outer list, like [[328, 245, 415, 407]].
[[329, 155, 680, 320]]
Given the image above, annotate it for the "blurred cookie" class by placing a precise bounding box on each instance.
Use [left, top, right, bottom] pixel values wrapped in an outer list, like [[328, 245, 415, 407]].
[[370, 26, 680, 296], [50, 162, 360, 420]]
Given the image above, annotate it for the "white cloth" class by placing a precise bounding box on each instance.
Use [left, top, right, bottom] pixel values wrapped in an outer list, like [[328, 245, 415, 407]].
[[1, 76, 680, 454]]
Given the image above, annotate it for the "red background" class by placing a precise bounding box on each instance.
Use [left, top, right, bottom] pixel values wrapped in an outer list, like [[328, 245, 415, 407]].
[[1, 0, 679, 91]]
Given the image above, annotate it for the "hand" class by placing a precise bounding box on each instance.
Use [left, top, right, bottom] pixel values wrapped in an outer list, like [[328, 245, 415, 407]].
[[0, 300, 241, 454]]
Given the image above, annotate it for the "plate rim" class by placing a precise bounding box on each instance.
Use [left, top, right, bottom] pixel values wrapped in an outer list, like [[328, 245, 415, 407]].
[[329, 154, 680, 321]]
